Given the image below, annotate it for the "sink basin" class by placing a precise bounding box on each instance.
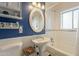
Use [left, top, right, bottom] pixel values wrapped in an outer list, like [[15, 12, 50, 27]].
[[32, 37, 50, 46], [32, 37, 50, 55]]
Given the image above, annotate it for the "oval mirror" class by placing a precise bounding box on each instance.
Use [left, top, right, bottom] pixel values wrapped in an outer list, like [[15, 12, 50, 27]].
[[29, 8, 44, 32]]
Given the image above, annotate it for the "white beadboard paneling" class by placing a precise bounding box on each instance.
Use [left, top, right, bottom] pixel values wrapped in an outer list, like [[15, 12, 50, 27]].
[[46, 30, 77, 55], [0, 34, 45, 56]]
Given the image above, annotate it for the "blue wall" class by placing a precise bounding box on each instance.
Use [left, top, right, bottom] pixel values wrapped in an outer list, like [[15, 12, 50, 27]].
[[0, 2, 45, 39]]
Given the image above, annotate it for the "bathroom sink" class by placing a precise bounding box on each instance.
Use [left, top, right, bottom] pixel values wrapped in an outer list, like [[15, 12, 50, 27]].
[[32, 37, 50, 55], [32, 37, 50, 46]]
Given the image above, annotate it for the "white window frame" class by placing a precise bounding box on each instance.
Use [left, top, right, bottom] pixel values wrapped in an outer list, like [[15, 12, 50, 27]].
[[60, 7, 79, 30]]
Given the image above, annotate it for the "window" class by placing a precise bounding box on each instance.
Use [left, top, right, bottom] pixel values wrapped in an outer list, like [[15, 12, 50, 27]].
[[73, 9, 79, 28], [61, 11, 72, 29], [61, 9, 79, 30]]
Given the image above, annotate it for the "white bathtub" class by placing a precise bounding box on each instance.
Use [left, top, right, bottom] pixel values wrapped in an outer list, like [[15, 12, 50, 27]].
[[43, 43, 72, 56]]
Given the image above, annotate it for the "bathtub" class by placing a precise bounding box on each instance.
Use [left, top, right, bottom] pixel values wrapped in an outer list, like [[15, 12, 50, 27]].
[[42, 43, 72, 56]]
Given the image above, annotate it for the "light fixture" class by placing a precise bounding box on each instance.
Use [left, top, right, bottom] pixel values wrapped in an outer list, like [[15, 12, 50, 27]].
[[29, 2, 45, 10], [32, 2, 37, 6], [42, 5, 45, 10], [29, 5, 33, 10], [37, 3, 41, 8]]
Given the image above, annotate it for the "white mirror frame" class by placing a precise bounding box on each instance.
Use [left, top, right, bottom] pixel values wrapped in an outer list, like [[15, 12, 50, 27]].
[[29, 8, 44, 32]]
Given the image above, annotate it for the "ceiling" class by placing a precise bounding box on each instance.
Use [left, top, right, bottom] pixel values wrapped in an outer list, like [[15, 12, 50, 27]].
[[45, 2, 60, 9], [45, 2, 79, 11]]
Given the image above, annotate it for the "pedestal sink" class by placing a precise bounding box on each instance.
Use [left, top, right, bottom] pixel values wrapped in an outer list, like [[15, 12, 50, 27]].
[[32, 37, 50, 56]]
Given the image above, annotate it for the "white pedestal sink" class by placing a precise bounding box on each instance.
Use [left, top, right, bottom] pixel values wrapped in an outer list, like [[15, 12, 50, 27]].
[[32, 37, 50, 56]]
